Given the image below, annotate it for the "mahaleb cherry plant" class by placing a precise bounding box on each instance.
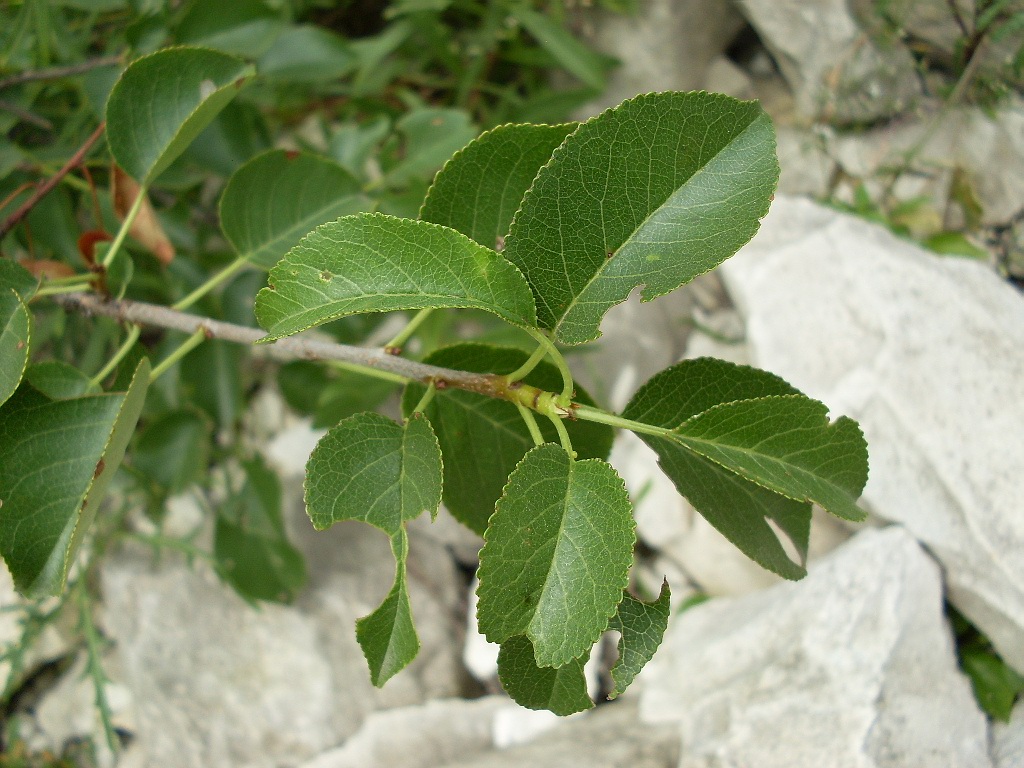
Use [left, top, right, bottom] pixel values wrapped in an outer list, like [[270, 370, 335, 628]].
[[0, 47, 868, 716]]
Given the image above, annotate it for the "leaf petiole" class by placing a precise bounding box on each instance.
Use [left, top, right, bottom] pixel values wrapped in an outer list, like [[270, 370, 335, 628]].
[[524, 327, 574, 405], [547, 411, 575, 457], [571, 403, 674, 440], [101, 181, 146, 269], [411, 380, 437, 414], [505, 341, 549, 384], [149, 327, 206, 381], [172, 256, 248, 311], [383, 308, 434, 352], [89, 323, 141, 388], [516, 403, 545, 446]]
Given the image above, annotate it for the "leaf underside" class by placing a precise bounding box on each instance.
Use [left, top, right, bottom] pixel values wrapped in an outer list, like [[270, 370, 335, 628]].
[[497, 635, 593, 716], [608, 581, 671, 699], [0, 360, 150, 597], [356, 528, 419, 686]]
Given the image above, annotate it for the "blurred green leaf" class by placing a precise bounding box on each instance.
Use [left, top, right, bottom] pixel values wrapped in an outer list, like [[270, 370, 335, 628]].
[[384, 108, 477, 187], [0, 359, 150, 597], [510, 6, 610, 91], [215, 456, 305, 603], [106, 47, 256, 185], [132, 408, 211, 495], [961, 646, 1024, 722], [175, 0, 284, 56], [220, 150, 370, 268], [24, 361, 96, 399], [257, 25, 356, 83]]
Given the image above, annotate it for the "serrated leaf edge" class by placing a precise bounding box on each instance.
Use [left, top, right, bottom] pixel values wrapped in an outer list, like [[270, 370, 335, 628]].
[[475, 445, 636, 667], [669, 394, 869, 520], [255, 212, 538, 341], [504, 90, 779, 345], [418, 120, 578, 223]]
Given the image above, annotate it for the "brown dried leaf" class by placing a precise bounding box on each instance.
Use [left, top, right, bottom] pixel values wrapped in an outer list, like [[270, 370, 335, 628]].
[[111, 164, 175, 265]]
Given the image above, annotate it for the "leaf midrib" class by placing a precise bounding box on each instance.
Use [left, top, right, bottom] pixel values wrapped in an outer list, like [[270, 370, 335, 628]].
[[554, 113, 763, 339]]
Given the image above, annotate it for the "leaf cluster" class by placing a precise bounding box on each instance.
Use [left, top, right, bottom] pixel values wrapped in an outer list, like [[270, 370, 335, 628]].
[[0, 34, 872, 718]]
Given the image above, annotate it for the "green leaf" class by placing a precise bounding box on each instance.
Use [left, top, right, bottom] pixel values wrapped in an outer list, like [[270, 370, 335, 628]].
[[607, 581, 671, 699], [175, 0, 284, 57], [383, 108, 477, 187], [305, 412, 442, 536], [0, 261, 36, 409], [420, 122, 575, 251], [131, 409, 212, 495], [510, 6, 610, 91], [476, 444, 635, 667], [671, 396, 868, 523], [622, 358, 813, 579], [214, 456, 306, 604], [254, 213, 537, 341], [356, 528, 419, 686], [401, 343, 614, 534], [0, 359, 150, 597], [24, 361, 96, 399], [961, 646, 1024, 722], [180, 340, 245, 430], [257, 25, 356, 83], [105, 47, 256, 185], [0, 290, 31, 410], [220, 150, 371, 268], [503, 91, 778, 344], [496, 635, 593, 716], [0, 260, 37, 302]]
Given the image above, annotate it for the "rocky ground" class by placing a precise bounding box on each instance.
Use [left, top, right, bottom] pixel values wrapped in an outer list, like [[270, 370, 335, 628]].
[[3, 1, 1023, 766]]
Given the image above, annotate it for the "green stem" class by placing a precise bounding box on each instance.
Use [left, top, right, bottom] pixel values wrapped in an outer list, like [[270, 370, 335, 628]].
[[571, 402, 674, 440], [172, 256, 248, 311], [525, 327, 573, 405], [77, 582, 118, 753], [119, 531, 217, 565], [329, 359, 410, 385], [547, 412, 575, 457], [517, 403, 545, 446], [411, 381, 436, 414], [505, 341, 549, 383], [89, 324, 140, 388], [150, 327, 206, 381], [33, 279, 93, 297], [384, 308, 434, 351], [101, 184, 146, 269]]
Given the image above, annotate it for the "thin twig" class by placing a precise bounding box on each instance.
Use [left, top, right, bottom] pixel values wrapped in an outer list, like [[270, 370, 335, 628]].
[[0, 98, 53, 130], [0, 55, 123, 91], [0, 122, 105, 242], [51, 292, 510, 397]]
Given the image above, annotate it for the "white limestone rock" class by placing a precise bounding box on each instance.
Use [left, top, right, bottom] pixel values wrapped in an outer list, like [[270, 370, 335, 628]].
[[737, 0, 922, 123], [993, 699, 1024, 768], [828, 99, 1024, 226], [721, 195, 1024, 674], [640, 527, 991, 767], [447, 700, 679, 768], [100, 552, 352, 768], [575, 0, 745, 118], [99, 515, 467, 767], [299, 697, 508, 768]]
